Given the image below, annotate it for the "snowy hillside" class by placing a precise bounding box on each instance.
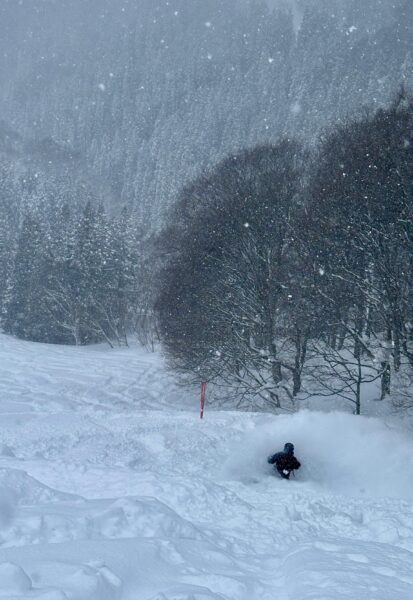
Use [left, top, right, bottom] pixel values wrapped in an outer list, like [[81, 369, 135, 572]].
[[1, 0, 411, 226], [0, 334, 413, 598]]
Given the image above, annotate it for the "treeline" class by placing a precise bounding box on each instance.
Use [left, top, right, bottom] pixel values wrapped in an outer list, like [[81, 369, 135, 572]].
[[0, 171, 152, 347], [156, 93, 413, 414], [1, 92, 412, 414]]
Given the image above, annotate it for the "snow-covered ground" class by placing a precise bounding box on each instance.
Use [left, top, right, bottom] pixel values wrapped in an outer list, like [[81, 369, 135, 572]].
[[0, 333, 413, 599]]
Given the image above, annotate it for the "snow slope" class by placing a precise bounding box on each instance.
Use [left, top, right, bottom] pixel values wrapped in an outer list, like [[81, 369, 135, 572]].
[[0, 333, 412, 599]]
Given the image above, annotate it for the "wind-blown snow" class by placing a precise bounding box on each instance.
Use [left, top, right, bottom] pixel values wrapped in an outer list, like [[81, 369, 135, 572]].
[[224, 410, 413, 499], [0, 333, 412, 599]]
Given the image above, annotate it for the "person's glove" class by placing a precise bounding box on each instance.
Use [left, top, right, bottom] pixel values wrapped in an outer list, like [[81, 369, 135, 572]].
[[283, 469, 290, 475]]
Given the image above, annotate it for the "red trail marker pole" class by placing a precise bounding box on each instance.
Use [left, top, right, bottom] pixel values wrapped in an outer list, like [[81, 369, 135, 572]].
[[200, 382, 207, 419]]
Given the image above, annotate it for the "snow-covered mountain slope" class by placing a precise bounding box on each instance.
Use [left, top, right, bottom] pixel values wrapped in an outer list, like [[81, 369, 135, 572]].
[[0, 333, 412, 599]]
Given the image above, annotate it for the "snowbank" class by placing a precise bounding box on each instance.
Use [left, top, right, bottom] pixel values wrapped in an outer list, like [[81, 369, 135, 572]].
[[0, 468, 79, 505], [95, 497, 202, 541], [0, 487, 17, 528], [0, 562, 32, 595], [0, 559, 122, 600], [224, 410, 413, 499]]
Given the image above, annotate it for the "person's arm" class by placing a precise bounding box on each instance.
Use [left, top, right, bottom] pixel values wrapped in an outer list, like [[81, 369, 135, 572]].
[[293, 457, 301, 470], [268, 452, 282, 464]]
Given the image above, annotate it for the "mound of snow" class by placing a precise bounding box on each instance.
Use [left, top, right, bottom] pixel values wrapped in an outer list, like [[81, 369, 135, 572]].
[[95, 497, 202, 540], [148, 588, 227, 599], [283, 539, 413, 600], [0, 468, 79, 506], [0, 562, 32, 594], [0, 488, 17, 528], [62, 564, 122, 600], [0, 560, 121, 600], [224, 411, 413, 499], [0, 444, 15, 457]]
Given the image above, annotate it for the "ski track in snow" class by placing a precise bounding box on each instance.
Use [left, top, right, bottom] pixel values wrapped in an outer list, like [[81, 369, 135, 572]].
[[0, 333, 412, 599]]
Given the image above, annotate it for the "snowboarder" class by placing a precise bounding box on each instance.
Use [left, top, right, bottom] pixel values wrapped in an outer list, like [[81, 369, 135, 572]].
[[268, 442, 301, 480]]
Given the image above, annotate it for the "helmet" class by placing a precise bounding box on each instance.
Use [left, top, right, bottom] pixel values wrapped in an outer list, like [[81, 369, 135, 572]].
[[284, 442, 294, 454]]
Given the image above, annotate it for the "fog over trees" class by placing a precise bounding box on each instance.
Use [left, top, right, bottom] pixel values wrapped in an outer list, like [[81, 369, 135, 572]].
[[0, 0, 412, 412], [1, 0, 412, 223]]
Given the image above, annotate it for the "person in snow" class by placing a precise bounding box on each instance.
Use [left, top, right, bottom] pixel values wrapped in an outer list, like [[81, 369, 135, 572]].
[[268, 442, 301, 480]]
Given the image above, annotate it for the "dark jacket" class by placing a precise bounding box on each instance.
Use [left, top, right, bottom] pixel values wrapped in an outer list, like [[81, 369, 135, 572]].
[[268, 443, 301, 478]]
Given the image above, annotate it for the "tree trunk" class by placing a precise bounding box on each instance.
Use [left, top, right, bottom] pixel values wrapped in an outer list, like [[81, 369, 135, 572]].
[[355, 353, 362, 415], [380, 363, 391, 400], [292, 328, 307, 397], [380, 328, 392, 400], [392, 325, 401, 372]]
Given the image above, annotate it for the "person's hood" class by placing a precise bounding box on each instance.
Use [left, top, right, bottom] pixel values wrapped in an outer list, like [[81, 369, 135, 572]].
[[284, 443, 294, 455]]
